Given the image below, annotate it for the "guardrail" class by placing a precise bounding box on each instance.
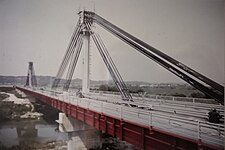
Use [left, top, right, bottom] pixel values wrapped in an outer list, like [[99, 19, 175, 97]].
[[84, 91, 224, 121], [22, 87, 224, 148], [90, 90, 219, 104]]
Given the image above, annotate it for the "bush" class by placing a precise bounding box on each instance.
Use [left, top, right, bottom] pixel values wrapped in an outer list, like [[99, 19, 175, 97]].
[[99, 85, 109, 91], [171, 93, 186, 97], [189, 92, 206, 98]]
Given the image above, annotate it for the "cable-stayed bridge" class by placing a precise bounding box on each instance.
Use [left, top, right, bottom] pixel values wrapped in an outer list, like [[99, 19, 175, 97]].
[[17, 11, 224, 150]]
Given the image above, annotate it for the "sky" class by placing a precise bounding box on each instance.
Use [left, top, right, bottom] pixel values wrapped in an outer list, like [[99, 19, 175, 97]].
[[0, 0, 224, 84]]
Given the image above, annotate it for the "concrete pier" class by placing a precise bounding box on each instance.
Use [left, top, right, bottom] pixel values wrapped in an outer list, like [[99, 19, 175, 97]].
[[57, 113, 102, 150]]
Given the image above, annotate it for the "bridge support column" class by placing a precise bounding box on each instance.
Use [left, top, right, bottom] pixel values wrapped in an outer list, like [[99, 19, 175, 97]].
[[57, 113, 102, 150], [82, 31, 90, 93]]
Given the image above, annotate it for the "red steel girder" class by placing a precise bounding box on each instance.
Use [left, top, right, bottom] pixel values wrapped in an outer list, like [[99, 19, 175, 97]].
[[16, 87, 223, 150]]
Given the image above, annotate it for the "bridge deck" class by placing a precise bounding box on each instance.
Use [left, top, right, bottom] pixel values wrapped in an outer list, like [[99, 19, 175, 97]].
[[17, 87, 224, 150]]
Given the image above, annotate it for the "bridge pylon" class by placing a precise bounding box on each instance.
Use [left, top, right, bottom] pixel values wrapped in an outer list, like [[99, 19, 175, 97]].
[[51, 10, 133, 101], [25, 62, 37, 87], [82, 30, 90, 93], [52, 10, 224, 104]]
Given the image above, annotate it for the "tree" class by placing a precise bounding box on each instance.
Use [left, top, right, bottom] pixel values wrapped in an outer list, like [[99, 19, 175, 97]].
[[99, 85, 109, 91]]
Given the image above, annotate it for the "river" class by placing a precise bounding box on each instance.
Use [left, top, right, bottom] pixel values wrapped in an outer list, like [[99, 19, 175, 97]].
[[0, 119, 67, 149]]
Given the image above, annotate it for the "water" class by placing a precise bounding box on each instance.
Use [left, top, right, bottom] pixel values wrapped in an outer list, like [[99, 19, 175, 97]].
[[0, 119, 67, 148]]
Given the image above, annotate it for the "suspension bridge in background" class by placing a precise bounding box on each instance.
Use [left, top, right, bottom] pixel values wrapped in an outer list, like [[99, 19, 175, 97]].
[[16, 11, 224, 150]]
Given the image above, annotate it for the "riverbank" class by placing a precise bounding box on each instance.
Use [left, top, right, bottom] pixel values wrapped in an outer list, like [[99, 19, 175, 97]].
[[0, 87, 42, 121], [0, 87, 67, 150]]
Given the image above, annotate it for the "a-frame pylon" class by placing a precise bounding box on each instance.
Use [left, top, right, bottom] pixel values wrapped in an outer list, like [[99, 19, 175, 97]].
[[51, 11, 133, 101], [25, 62, 37, 87]]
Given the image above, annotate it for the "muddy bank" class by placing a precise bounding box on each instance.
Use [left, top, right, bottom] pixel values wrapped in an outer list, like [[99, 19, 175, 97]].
[[0, 87, 60, 123], [0, 100, 33, 121], [0, 87, 41, 121], [0, 87, 23, 99]]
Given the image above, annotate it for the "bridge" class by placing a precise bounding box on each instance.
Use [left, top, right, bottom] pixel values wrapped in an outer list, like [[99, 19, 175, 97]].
[[16, 11, 224, 150]]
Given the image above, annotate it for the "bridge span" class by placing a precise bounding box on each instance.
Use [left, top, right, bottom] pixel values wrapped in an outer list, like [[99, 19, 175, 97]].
[[16, 86, 224, 150], [19, 10, 224, 150]]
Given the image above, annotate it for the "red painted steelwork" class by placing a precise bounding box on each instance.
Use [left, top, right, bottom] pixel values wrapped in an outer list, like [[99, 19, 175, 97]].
[[17, 87, 223, 150]]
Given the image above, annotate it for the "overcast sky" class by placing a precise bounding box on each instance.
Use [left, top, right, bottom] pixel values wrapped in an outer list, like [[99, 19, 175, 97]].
[[0, 0, 224, 84]]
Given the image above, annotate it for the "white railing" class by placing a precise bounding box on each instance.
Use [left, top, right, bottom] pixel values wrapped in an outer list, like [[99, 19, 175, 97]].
[[90, 90, 218, 104], [83, 91, 224, 121]]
